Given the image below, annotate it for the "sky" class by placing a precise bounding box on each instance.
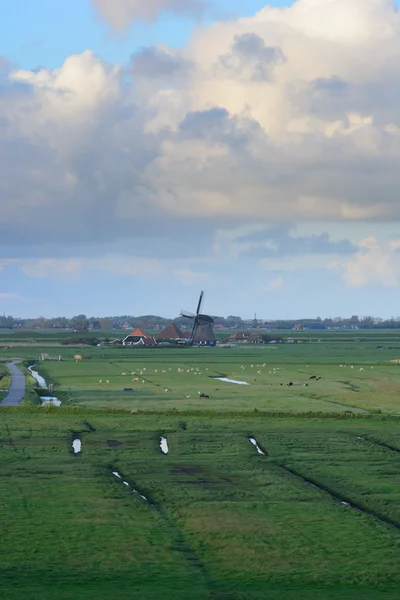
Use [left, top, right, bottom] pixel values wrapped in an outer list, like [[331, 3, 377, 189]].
[[2, 0, 400, 320]]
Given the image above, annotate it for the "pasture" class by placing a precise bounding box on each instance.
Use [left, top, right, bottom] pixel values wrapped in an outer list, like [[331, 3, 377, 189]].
[[19, 342, 400, 414], [0, 410, 399, 599], [1, 332, 400, 598]]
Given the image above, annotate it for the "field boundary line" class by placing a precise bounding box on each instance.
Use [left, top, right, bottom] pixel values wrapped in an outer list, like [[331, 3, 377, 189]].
[[279, 464, 400, 533], [109, 466, 216, 598]]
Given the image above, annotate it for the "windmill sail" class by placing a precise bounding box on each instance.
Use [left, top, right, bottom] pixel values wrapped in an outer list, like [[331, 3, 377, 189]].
[[180, 291, 215, 346]]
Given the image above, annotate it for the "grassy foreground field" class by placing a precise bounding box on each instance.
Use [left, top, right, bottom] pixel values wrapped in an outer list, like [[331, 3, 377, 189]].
[[1, 333, 400, 598], [1, 410, 400, 599]]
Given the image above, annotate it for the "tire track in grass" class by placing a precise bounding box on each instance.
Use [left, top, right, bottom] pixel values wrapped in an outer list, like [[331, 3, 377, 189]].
[[247, 436, 400, 532], [110, 466, 215, 596]]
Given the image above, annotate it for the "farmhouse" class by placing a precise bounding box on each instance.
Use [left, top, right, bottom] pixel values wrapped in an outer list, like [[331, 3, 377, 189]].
[[122, 328, 156, 347]]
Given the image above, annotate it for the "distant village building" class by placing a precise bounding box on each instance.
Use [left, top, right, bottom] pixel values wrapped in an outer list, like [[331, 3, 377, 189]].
[[227, 332, 263, 344], [122, 328, 156, 347]]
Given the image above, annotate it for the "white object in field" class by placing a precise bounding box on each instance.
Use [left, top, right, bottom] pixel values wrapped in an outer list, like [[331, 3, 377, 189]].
[[249, 438, 265, 455], [160, 437, 169, 454], [216, 378, 249, 385], [72, 439, 81, 454], [41, 397, 62, 407]]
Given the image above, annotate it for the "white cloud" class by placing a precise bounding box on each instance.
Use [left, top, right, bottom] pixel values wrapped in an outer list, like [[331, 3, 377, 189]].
[[173, 267, 211, 285], [2, 0, 400, 267], [0, 292, 26, 300], [329, 237, 400, 287], [264, 275, 284, 292], [91, 0, 207, 30], [19, 259, 82, 279]]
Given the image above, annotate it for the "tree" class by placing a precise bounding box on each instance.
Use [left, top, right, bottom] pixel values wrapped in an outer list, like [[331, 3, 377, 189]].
[[99, 318, 113, 329], [70, 314, 88, 330]]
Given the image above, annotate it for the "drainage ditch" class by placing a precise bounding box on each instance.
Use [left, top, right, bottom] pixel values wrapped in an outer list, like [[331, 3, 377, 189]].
[[280, 464, 400, 532], [355, 435, 400, 454]]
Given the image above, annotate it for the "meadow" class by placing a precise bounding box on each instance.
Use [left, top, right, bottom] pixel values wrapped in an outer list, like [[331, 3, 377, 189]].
[[15, 340, 400, 414], [0, 411, 400, 599], [0, 331, 400, 599]]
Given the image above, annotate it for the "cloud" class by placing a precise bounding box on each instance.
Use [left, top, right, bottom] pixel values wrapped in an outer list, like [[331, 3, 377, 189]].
[[328, 237, 400, 287], [0, 292, 26, 301], [264, 275, 284, 292], [217, 33, 285, 82], [20, 259, 82, 279], [237, 227, 356, 258], [91, 0, 207, 30], [173, 267, 211, 285], [2, 0, 400, 272], [130, 47, 190, 81]]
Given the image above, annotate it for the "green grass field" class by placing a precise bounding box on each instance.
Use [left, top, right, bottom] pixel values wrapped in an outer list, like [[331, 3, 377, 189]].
[[18, 343, 400, 414], [1, 332, 400, 598], [0, 411, 399, 599]]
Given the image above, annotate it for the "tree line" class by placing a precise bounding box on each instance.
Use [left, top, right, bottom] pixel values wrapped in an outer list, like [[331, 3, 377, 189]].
[[2, 313, 400, 330]]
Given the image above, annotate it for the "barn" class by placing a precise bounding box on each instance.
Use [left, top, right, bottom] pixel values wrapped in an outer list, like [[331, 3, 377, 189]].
[[156, 322, 191, 343], [122, 328, 156, 347]]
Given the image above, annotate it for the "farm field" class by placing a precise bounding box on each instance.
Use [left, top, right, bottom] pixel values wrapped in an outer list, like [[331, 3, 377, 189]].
[[16, 342, 400, 414], [0, 411, 399, 599], [1, 332, 400, 598]]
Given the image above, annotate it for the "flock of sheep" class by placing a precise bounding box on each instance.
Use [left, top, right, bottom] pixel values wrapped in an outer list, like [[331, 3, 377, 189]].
[[95, 362, 373, 392]]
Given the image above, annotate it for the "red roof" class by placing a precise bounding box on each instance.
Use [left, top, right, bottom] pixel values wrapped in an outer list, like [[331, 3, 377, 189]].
[[128, 327, 152, 338], [156, 322, 185, 340], [123, 328, 156, 345]]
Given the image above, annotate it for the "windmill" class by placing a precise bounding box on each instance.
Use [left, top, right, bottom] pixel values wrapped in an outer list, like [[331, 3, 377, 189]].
[[181, 291, 216, 346]]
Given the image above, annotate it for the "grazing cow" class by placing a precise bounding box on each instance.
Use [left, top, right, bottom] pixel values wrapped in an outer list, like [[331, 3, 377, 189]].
[[303, 383, 308, 387], [359, 368, 364, 372], [99, 380, 102, 383], [316, 377, 321, 381], [199, 393, 210, 398], [287, 382, 293, 387], [309, 375, 317, 380]]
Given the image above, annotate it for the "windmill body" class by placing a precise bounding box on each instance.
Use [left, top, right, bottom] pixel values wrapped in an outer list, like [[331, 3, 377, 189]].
[[181, 291, 216, 346]]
